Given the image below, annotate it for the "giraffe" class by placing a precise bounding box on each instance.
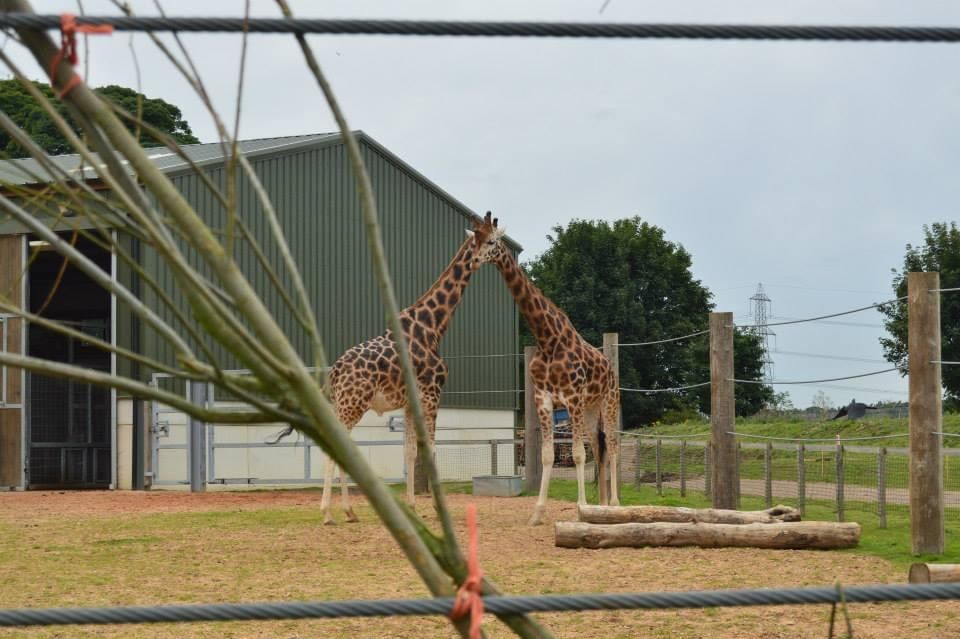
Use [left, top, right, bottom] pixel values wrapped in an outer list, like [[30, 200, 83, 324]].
[[321, 212, 506, 524], [492, 232, 620, 525]]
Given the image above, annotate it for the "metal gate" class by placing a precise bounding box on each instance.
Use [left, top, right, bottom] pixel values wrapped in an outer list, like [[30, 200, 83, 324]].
[[149, 374, 340, 486], [147, 373, 515, 488], [28, 321, 110, 488]]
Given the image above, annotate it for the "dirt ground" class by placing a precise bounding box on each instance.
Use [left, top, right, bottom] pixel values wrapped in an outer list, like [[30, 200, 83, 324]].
[[0, 489, 957, 638]]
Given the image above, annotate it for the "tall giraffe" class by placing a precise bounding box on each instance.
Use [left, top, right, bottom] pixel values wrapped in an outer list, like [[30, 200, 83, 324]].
[[322, 212, 506, 524], [493, 236, 620, 525]]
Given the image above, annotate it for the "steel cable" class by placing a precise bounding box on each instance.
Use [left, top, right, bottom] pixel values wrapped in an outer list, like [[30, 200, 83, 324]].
[[3, 584, 960, 627], [7, 16, 960, 43]]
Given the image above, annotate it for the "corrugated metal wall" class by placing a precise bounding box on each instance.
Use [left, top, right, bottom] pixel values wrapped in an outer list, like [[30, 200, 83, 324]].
[[125, 138, 519, 410]]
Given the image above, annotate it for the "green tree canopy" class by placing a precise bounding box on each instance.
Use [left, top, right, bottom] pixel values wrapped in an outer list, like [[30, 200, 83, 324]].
[[0, 80, 200, 158], [524, 217, 772, 426], [879, 221, 960, 406]]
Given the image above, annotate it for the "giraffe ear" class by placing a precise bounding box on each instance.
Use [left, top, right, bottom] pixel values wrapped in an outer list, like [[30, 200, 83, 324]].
[[464, 229, 475, 238]]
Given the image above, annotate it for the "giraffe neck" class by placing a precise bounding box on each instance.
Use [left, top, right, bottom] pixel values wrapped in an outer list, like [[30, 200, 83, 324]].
[[495, 249, 573, 351], [403, 237, 478, 347]]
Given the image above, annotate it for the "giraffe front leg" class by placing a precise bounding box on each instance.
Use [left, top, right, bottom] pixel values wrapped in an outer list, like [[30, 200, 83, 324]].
[[320, 457, 337, 525], [403, 408, 417, 506], [529, 389, 555, 526], [567, 404, 589, 506]]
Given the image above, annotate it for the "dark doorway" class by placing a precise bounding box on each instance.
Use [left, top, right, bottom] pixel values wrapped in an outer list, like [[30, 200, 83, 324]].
[[27, 233, 111, 488]]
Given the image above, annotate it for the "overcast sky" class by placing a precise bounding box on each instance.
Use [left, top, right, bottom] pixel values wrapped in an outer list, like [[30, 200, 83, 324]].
[[15, 1, 960, 408]]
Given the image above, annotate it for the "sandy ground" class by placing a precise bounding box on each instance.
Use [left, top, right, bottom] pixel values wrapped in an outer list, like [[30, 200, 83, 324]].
[[0, 489, 956, 638]]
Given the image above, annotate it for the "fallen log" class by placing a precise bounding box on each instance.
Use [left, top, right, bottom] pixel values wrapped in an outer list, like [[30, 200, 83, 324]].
[[577, 504, 800, 525], [555, 521, 860, 550], [908, 563, 960, 583]]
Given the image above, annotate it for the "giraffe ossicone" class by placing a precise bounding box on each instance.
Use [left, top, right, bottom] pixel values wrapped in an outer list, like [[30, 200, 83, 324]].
[[321, 211, 506, 524]]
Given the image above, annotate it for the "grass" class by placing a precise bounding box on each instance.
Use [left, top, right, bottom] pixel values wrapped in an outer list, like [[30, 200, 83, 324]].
[[540, 479, 960, 568], [639, 413, 960, 446], [628, 414, 960, 490]]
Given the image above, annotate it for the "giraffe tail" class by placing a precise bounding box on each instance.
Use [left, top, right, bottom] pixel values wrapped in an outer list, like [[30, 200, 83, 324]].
[[596, 421, 607, 465]]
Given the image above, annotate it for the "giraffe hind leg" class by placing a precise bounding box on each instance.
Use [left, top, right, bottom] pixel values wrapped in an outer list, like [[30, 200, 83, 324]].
[[602, 390, 621, 506], [341, 464, 358, 522]]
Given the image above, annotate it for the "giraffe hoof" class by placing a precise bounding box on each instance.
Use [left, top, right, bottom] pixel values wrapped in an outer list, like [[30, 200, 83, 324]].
[[344, 508, 359, 523], [528, 507, 546, 526], [323, 515, 336, 526]]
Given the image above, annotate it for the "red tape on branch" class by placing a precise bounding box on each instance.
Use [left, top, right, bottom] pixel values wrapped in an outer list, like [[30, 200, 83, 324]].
[[47, 12, 113, 99], [450, 503, 484, 639]]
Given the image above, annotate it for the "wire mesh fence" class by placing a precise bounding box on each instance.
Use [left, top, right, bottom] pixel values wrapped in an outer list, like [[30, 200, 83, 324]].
[[619, 433, 960, 527]]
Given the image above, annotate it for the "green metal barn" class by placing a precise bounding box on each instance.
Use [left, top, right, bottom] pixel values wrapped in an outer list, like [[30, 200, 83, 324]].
[[0, 132, 521, 491]]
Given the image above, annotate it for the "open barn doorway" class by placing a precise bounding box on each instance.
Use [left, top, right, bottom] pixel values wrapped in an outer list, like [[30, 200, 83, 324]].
[[27, 233, 112, 489]]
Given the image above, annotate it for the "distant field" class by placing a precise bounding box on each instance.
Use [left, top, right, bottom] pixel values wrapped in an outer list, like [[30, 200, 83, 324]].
[[636, 413, 960, 448]]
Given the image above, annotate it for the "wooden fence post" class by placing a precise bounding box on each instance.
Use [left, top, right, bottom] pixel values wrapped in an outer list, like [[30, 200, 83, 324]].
[[680, 439, 687, 497], [655, 439, 663, 496], [797, 444, 806, 516], [878, 447, 887, 530], [835, 441, 845, 522], [710, 312, 737, 509], [908, 272, 944, 554], [523, 345, 542, 493], [764, 442, 773, 508], [602, 332, 620, 503], [704, 443, 712, 498]]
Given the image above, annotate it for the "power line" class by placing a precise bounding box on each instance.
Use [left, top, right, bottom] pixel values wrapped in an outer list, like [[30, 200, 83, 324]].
[[9, 15, 960, 43], [771, 349, 887, 364], [732, 367, 899, 385], [736, 298, 904, 329]]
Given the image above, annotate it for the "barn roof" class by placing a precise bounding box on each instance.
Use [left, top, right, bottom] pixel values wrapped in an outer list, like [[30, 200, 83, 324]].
[[0, 131, 522, 251]]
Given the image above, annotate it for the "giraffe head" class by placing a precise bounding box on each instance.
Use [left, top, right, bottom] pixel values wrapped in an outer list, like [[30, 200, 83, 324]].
[[465, 210, 506, 269]]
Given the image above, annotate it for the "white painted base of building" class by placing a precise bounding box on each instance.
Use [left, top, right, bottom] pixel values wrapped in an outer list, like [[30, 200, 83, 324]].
[[121, 397, 516, 491]]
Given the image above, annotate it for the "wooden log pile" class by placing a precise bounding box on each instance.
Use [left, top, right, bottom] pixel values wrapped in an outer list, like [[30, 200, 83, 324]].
[[908, 563, 960, 583], [577, 504, 800, 525], [555, 504, 860, 550]]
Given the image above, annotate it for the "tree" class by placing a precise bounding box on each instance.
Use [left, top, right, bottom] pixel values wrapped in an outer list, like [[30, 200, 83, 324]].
[[524, 217, 772, 426], [0, 79, 200, 158], [879, 222, 960, 404], [811, 390, 834, 420]]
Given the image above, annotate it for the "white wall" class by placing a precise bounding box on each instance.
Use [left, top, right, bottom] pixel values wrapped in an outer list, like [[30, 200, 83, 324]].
[[141, 403, 516, 490]]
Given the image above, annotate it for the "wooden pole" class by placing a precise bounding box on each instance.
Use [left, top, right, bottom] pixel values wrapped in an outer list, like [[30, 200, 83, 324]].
[[555, 520, 860, 550], [878, 447, 887, 529], [601, 332, 619, 504], [908, 272, 944, 555], [764, 442, 772, 508], [710, 312, 737, 509], [797, 443, 806, 516], [523, 345, 541, 493], [835, 440, 845, 522]]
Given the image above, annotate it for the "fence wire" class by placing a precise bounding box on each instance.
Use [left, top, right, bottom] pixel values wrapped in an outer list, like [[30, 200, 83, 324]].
[[621, 434, 960, 527]]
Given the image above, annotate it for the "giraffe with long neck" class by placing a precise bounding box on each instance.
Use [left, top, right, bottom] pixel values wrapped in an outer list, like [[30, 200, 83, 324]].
[[494, 237, 620, 525], [322, 212, 506, 524]]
